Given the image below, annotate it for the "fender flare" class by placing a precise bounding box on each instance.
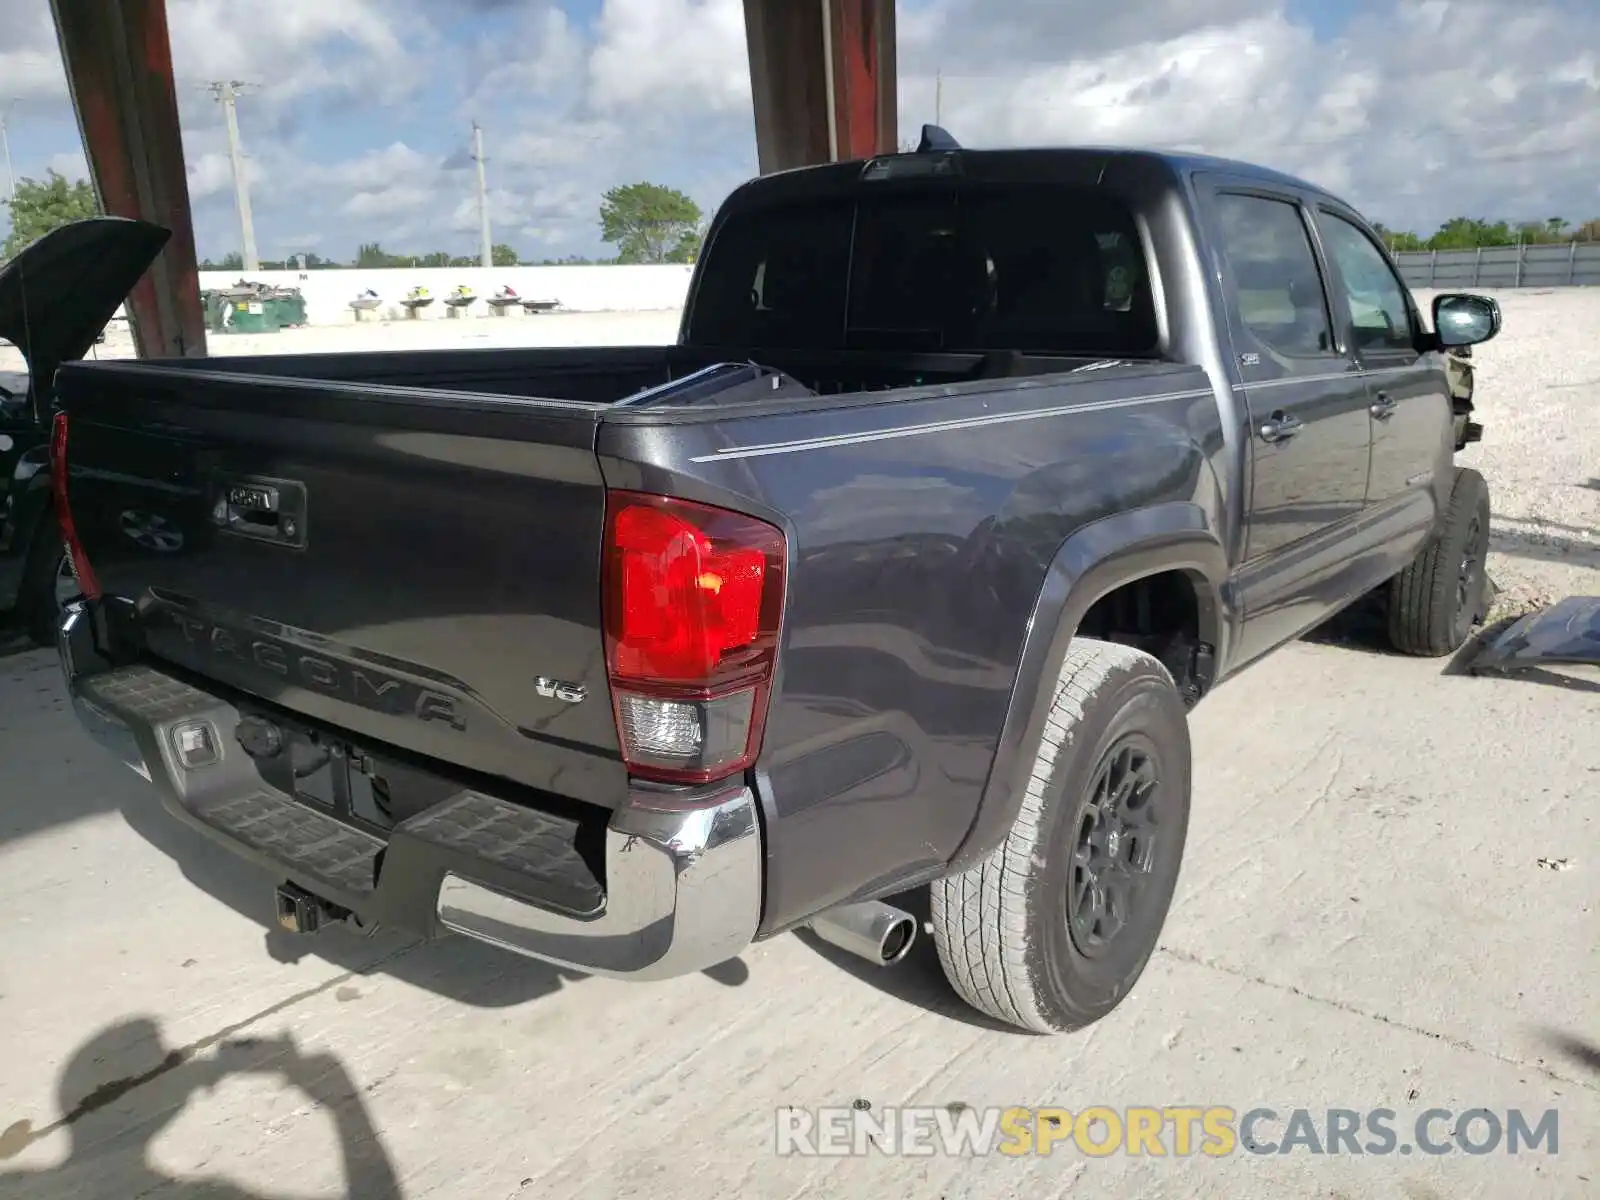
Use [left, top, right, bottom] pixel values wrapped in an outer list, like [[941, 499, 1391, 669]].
[[945, 501, 1229, 874]]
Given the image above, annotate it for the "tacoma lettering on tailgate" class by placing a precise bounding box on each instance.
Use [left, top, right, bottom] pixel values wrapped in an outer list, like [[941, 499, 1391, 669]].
[[153, 612, 467, 730]]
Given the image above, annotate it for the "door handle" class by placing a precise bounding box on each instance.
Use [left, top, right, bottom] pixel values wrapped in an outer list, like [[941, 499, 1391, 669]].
[[1258, 412, 1303, 443], [1370, 392, 1397, 420]]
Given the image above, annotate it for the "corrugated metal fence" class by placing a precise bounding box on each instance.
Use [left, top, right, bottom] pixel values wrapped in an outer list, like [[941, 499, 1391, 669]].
[[1393, 242, 1600, 288]]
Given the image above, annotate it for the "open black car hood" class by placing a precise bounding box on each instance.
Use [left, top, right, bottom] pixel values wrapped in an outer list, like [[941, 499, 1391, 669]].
[[0, 216, 170, 414]]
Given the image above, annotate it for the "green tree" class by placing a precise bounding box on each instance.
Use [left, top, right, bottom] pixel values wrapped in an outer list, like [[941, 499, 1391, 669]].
[[598, 182, 702, 263], [356, 242, 416, 268], [491, 243, 520, 266], [1, 170, 101, 259], [1371, 222, 1425, 252], [1426, 217, 1513, 250]]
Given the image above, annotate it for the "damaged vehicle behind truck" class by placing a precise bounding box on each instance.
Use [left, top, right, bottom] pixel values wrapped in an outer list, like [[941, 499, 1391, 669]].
[[36, 131, 1501, 1033]]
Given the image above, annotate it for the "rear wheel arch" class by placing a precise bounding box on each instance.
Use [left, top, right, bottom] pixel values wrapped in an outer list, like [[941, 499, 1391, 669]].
[[945, 504, 1227, 875], [18, 499, 71, 645]]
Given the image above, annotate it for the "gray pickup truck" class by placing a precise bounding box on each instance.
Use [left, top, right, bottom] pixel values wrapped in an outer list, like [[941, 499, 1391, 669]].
[[39, 131, 1501, 1034]]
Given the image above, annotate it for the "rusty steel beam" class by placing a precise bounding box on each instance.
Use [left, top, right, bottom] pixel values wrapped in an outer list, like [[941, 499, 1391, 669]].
[[827, 0, 896, 162], [50, 0, 206, 360], [743, 0, 897, 175]]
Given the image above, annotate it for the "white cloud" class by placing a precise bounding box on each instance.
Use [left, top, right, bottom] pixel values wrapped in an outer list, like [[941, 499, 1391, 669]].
[[587, 0, 750, 113], [0, 7, 68, 103], [460, 4, 588, 110], [186, 152, 239, 200], [899, 0, 1600, 228], [2, 0, 1598, 261], [46, 150, 91, 181], [165, 0, 414, 103]]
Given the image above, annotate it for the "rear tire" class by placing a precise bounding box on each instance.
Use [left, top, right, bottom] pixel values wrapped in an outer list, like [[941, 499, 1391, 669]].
[[18, 517, 72, 647], [930, 638, 1191, 1034], [1387, 467, 1491, 657]]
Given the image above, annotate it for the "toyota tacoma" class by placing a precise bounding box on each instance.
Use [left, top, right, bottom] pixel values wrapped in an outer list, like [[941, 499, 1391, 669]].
[[33, 130, 1502, 1033]]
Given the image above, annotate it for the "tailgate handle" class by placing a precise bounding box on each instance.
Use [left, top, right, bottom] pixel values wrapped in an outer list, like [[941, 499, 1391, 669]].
[[212, 477, 307, 548]]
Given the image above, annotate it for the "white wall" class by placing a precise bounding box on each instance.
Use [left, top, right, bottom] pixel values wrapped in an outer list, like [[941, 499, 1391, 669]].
[[196, 264, 695, 326]]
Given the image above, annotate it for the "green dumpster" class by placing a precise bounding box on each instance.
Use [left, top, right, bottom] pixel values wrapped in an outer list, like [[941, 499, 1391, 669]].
[[228, 299, 280, 334], [265, 289, 307, 327], [202, 291, 229, 333]]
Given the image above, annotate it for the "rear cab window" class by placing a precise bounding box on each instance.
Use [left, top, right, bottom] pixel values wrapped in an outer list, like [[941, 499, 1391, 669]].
[[686, 184, 1160, 357]]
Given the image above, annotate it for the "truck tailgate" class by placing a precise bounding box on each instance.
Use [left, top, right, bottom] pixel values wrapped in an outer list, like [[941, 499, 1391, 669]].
[[57, 363, 626, 808]]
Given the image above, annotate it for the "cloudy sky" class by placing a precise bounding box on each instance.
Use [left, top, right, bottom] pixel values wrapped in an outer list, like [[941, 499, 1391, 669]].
[[1, 0, 1596, 263]]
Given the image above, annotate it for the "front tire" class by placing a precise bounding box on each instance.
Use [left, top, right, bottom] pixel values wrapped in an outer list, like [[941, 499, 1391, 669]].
[[1387, 466, 1491, 657], [931, 638, 1192, 1034]]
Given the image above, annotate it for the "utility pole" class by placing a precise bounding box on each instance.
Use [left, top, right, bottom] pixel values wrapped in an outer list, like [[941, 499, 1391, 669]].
[[471, 121, 492, 269], [935, 70, 942, 126], [210, 81, 259, 271], [1, 99, 17, 204]]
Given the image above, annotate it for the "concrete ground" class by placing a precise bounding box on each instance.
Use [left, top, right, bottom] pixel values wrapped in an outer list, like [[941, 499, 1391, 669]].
[[1, 296, 1596, 1198]]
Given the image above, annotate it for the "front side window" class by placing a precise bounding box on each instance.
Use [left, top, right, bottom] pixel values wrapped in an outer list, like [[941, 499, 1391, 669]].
[[1319, 212, 1416, 354]]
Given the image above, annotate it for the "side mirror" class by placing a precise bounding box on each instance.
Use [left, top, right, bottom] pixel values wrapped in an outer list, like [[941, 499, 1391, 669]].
[[1432, 293, 1501, 348]]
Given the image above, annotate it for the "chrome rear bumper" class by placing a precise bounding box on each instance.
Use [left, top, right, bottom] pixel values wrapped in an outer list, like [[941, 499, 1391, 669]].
[[58, 601, 763, 980], [436, 788, 761, 980]]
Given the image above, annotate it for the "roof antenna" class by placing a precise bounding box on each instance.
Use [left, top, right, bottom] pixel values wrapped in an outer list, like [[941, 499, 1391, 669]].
[[916, 124, 961, 153]]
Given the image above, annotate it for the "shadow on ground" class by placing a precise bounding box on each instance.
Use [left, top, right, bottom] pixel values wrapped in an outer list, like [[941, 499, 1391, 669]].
[[0, 644, 750, 1009], [0, 1017, 404, 1198], [1540, 1030, 1600, 1080], [791, 888, 1023, 1034], [1489, 524, 1600, 569], [113, 753, 752, 1008], [1300, 589, 1393, 655], [0, 629, 36, 661]]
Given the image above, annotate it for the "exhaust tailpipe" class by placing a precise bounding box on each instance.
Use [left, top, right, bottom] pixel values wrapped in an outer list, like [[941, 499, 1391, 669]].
[[809, 900, 918, 966]]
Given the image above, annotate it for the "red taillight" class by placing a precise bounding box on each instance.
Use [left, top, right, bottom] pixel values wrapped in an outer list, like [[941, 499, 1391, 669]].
[[602, 491, 785, 784], [49, 411, 100, 602]]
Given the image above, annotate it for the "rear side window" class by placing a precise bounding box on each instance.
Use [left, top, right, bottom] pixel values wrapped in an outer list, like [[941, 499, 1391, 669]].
[[686, 185, 1158, 356], [1213, 193, 1335, 359]]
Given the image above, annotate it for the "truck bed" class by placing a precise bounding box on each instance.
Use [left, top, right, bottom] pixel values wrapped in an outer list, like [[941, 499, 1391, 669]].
[[55, 344, 1189, 823]]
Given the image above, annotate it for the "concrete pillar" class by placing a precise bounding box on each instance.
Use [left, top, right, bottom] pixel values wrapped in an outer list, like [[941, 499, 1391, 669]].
[[49, 0, 207, 360], [743, 0, 897, 175]]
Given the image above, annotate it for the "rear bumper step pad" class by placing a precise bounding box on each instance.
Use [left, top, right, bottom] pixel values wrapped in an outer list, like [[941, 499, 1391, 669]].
[[59, 602, 762, 980]]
